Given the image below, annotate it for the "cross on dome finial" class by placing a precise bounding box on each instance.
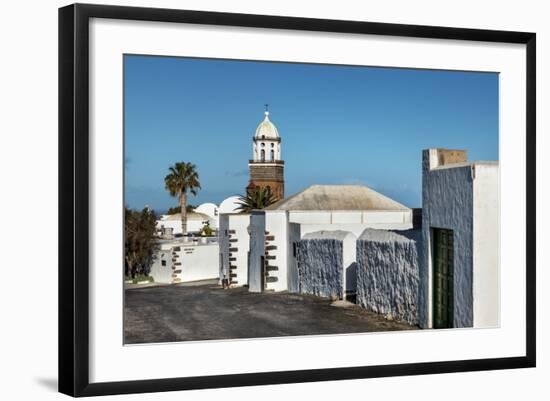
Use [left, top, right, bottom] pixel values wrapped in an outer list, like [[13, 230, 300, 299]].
[[264, 103, 269, 117]]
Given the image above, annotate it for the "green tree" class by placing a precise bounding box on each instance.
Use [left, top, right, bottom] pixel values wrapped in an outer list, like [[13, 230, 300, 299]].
[[124, 207, 158, 278], [236, 186, 277, 212], [200, 221, 213, 236], [166, 204, 196, 215], [164, 162, 201, 235]]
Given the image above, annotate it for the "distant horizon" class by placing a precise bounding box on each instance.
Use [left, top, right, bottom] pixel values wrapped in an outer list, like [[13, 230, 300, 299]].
[[124, 55, 499, 211]]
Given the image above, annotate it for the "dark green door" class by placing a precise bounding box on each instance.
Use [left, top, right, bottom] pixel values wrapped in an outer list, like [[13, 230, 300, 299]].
[[433, 228, 454, 329]]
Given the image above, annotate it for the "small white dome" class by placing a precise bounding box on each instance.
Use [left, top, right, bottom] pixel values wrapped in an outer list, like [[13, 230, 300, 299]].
[[195, 202, 219, 219], [219, 196, 241, 214], [254, 111, 279, 139]]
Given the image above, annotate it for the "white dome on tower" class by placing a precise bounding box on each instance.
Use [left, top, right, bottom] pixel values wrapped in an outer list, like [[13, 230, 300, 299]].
[[254, 111, 279, 139]]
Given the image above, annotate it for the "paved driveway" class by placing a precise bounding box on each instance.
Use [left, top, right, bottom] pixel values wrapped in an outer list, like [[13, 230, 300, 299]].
[[124, 283, 416, 344]]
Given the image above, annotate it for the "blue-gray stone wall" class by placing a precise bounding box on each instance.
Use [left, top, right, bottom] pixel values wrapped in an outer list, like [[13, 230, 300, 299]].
[[295, 232, 346, 299], [421, 150, 474, 328], [356, 229, 421, 325]]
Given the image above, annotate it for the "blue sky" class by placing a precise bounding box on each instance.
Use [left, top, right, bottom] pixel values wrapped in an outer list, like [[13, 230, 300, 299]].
[[124, 55, 498, 211]]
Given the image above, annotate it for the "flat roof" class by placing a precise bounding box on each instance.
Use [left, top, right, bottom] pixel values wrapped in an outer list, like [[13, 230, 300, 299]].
[[432, 160, 499, 171]]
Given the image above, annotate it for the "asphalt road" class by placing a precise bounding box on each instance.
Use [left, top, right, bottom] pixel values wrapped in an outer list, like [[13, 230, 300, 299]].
[[124, 284, 416, 344]]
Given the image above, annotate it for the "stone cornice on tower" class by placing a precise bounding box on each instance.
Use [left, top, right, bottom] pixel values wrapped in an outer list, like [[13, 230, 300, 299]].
[[248, 160, 285, 165]]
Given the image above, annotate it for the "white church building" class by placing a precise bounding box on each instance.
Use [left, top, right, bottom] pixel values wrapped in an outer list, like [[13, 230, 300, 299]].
[[218, 109, 413, 291], [246, 184, 413, 292]]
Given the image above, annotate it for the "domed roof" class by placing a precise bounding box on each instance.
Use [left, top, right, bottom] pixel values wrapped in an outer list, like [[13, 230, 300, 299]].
[[195, 202, 219, 219], [254, 111, 279, 139], [219, 196, 241, 214]]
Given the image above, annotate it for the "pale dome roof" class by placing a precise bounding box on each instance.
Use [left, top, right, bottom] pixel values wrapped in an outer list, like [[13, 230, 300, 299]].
[[254, 111, 279, 139], [219, 196, 241, 214]]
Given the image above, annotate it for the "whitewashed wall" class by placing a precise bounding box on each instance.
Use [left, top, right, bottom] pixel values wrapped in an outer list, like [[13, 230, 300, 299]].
[[287, 223, 302, 293], [218, 213, 250, 286], [295, 231, 351, 299], [149, 245, 174, 284], [473, 164, 500, 327], [149, 241, 219, 284], [421, 149, 474, 328], [175, 243, 219, 282], [249, 211, 266, 293], [356, 229, 421, 325], [264, 211, 289, 291], [288, 210, 412, 230]]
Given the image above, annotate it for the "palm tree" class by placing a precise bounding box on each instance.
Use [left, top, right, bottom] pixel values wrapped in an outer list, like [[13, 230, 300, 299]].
[[164, 162, 201, 235], [236, 186, 277, 212]]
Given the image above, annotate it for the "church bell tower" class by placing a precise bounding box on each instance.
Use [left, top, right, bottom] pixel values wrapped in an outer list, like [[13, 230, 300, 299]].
[[247, 106, 285, 200]]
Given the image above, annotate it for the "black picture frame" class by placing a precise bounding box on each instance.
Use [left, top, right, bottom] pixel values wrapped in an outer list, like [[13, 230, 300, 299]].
[[58, 3, 536, 397]]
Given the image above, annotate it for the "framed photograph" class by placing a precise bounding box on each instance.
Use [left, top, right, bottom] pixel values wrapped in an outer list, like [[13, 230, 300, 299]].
[[58, 3, 536, 397]]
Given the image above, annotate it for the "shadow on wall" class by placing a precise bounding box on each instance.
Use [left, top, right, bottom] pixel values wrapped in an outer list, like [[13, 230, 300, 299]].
[[35, 377, 57, 392], [345, 261, 358, 301]]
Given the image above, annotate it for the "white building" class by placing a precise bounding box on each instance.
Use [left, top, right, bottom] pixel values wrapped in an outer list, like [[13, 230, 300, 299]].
[[420, 148, 499, 329], [156, 211, 215, 236], [247, 184, 413, 292]]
